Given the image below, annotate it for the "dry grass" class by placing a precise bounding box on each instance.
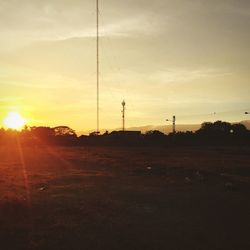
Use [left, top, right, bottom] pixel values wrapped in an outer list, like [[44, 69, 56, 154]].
[[0, 142, 250, 250]]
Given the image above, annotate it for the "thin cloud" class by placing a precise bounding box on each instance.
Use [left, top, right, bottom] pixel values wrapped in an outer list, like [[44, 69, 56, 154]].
[[148, 68, 232, 84]]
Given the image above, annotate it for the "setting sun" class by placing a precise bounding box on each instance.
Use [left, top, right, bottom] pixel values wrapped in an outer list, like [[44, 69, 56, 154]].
[[3, 112, 26, 130]]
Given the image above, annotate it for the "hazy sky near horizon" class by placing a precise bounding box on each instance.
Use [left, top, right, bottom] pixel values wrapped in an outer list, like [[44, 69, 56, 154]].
[[0, 0, 250, 131]]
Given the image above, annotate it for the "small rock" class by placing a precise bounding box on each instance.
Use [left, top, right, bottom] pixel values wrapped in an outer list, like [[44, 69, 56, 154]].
[[39, 186, 47, 191]]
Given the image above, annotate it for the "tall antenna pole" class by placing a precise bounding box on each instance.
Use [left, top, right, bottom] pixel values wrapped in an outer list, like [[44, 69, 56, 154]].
[[122, 100, 126, 131], [96, 0, 100, 133]]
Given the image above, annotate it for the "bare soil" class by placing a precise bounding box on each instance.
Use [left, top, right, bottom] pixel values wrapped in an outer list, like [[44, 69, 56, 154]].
[[0, 142, 250, 250]]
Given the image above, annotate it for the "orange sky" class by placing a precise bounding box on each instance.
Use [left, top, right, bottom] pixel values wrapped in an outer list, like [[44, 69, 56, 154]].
[[0, 0, 249, 132]]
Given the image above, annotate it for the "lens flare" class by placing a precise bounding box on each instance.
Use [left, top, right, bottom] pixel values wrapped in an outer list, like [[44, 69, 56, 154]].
[[4, 112, 26, 130]]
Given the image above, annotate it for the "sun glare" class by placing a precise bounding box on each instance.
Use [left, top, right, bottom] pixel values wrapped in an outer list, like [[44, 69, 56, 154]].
[[3, 112, 26, 130]]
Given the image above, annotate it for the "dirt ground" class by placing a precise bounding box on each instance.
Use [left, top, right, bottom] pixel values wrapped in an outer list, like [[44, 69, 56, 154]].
[[0, 141, 250, 250]]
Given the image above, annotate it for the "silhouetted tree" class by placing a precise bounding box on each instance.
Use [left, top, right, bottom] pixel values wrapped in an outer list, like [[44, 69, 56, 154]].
[[89, 131, 100, 136], [145, 130, 165, 137], [53, 126, 76, 137], [30, 126, 55, 138], [197, 121, 232, 135], [231, 123, 248, 135]]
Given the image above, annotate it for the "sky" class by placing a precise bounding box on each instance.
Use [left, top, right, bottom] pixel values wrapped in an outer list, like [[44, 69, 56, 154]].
[[0, 0, 250, 132]]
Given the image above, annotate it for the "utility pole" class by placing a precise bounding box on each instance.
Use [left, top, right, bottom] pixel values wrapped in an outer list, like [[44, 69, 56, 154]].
[[166, 115, 176, 134], [172, 115, 176, 134], [122, 100, 126, 131], [96, 0, 100, 133]]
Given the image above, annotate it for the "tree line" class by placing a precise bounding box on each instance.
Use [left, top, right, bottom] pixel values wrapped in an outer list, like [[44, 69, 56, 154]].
[[0, 121, 249, 146]]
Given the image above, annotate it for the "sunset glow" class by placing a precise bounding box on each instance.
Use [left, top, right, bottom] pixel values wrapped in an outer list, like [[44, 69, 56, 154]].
[[0, 1, 249, 132], [3, 112, 26, 130]]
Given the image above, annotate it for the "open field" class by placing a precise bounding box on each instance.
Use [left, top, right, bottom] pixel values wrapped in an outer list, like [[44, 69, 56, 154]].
[[0, 141, 250, 250]]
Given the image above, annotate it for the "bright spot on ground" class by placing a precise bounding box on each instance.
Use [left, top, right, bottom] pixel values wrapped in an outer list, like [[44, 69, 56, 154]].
[[3, 112, 26, 130]]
